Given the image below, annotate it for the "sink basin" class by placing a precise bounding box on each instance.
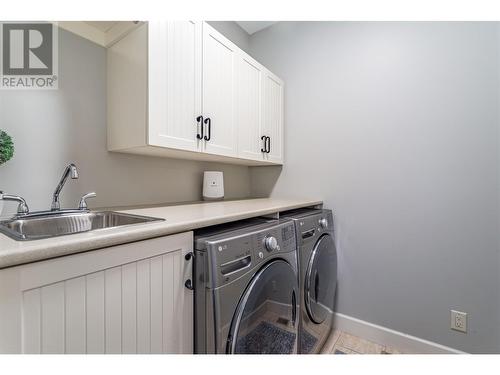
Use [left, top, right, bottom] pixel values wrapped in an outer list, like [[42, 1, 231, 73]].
[[0, 211, 164, 241]]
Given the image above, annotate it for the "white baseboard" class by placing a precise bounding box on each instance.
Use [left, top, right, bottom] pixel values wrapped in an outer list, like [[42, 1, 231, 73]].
[[333, 312, 466, 354]]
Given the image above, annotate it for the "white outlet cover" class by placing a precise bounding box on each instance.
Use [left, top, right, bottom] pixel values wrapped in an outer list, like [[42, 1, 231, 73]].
[[451, 310, 467, 333]]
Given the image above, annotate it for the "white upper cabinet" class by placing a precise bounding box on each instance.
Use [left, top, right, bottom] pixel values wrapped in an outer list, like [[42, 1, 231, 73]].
[[202, 23, 238, 157], [148, 21, 202, 152], [236, 55, 285, 164], [107, 21, 284, 165], [262, 70, 284, 163], [236, 53, 265, 161]]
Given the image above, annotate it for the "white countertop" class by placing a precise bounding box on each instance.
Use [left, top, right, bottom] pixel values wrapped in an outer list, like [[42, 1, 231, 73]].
[[0, 198, 321, 269]]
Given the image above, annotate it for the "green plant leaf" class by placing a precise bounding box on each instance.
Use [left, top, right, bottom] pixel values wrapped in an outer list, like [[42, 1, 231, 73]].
[[0, 130, 14, 165]]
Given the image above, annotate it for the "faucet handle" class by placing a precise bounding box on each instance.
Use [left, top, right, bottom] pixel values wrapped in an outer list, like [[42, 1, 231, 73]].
[[1, 193, 30, 215], [78, 192, 96, 210]]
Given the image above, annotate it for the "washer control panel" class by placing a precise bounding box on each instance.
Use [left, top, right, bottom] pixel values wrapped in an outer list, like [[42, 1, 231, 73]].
[[255, 222, 295, 257], [292, 210, 334, 246], [202, 220, 297, 287]]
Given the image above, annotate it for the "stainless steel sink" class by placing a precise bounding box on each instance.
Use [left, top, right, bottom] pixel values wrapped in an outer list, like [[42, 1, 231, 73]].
[[0, 211, 164, 241]]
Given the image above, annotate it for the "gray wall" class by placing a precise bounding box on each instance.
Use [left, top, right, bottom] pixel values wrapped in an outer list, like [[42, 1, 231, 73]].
[[0, 29, 251, 216], [249, 22, 500, 353], [207, 21, 251, 53]]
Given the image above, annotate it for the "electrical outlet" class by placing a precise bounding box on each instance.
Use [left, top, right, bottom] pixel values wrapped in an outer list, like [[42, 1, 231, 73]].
[[451, 310, 467, 333]]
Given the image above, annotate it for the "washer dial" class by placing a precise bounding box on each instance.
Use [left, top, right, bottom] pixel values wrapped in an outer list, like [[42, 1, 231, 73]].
[[264, 236, 278, 252], [319, 218, 329, 229]]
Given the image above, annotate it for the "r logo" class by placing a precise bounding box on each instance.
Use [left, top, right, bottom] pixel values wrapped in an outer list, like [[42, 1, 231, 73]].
[[2, 23, 53, 75]]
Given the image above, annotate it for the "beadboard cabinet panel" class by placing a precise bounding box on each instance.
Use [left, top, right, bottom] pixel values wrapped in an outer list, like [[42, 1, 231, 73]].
[[104, 267, 122, 354], [136, 258, 152, 354], [0, 232, 193, 354], [22, 289, 41, 353], [86, 271, 105, 353], [201, 23, 238, 157], [65, 277, 87, 354], [148, 21, 203, 152], [262, 70, 285, 163], [237, 53, 265, 161], [40, 282, 66, 353]]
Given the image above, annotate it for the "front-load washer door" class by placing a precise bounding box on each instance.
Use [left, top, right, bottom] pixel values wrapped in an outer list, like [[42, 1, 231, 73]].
[[305, 234, 337, 324], [227, 260, 298, 354]]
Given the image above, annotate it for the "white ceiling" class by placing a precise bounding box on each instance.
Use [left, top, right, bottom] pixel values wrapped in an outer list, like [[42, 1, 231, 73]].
[[236, 21, 276, 35], [84, 21, 275, 36], [84, 21, 119, 33]]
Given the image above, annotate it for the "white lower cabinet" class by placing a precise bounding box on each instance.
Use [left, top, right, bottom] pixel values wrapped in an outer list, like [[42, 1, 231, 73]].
[[0, 232, 193, 354]]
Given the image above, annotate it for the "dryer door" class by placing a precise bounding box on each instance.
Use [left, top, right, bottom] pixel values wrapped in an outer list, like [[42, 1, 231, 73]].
[[305, 234, 337, 324], [227, 260, 298, 354]]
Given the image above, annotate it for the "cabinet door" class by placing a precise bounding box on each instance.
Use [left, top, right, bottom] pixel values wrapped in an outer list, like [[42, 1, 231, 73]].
[[148, 21, 202, 152], [236, 53, 266, 161], [262, 70, 284, 164], [0, 232, 193, 354], [202, 23, 238, 157]]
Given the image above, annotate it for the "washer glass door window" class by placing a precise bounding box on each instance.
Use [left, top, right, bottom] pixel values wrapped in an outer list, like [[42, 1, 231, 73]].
[[228, 260, 298, 354], [305, 234, 337, 324]]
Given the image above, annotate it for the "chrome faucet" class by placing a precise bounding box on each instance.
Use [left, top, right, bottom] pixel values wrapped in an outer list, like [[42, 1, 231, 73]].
[[51, 163, 79, 211], [0, 193, 29, 215], [1, 163, 96, 220], [78, 192, 96, 210]]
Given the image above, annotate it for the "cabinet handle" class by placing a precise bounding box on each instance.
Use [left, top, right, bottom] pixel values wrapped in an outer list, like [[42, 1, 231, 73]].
[[196, 115, 204, 140], [184, 252, 195, 290], [185, 279, 194, 290], [266, 136, 271, 153], [204, 117, 211, 141], [261, 135, 267, 153]]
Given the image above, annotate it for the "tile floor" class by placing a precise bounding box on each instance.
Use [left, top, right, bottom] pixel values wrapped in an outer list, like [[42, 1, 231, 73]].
[[321, 330, 404, 354]]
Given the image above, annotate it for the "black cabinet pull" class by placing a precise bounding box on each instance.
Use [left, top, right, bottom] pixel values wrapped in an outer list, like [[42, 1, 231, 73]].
[[266, 136, 271, 153], [196, 115, 204, 140], [184, 279, 194, 290], [184, 251, 195, 290], [204, 117, 211, 141], [261, 135, 267, 153]]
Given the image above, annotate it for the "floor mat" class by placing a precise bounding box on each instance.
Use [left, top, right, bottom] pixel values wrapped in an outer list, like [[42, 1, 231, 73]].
[[301, 329, 318, 354], [235, 321, 296, 354]]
